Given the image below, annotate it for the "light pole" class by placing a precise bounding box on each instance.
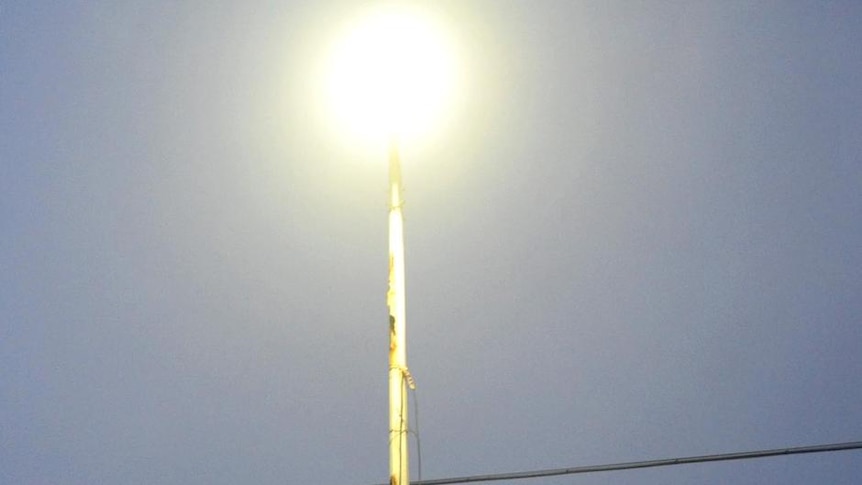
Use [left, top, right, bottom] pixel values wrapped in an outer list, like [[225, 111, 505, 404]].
[[387, 135, 413, 485], [322, 7, 457, 484]]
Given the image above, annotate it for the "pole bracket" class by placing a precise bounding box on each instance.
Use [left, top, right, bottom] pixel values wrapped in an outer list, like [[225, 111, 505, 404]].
[[401, 366, 416, 390]]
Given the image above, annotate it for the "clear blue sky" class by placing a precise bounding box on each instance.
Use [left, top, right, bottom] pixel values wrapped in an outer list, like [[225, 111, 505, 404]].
[[2, 1, 861, 484]]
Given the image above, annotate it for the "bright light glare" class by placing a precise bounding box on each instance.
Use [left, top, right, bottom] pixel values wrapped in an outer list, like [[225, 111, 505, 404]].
[[325, 6, 458, 142]]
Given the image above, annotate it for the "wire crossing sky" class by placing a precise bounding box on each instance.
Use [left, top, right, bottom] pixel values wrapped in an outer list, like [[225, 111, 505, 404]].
[[378, 441, 862, 485], [2, 1, 862, 484]]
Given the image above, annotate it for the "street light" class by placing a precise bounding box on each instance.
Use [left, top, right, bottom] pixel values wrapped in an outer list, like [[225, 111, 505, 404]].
[[326, 6, 458, 485], [325, 5, 457, 145]]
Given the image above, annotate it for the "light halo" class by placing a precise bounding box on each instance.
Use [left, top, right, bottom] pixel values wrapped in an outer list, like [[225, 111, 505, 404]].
[[324, 4, 459, 144]]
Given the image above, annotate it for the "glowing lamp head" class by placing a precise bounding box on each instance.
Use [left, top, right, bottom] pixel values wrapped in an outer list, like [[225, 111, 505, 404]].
[[326, 5, 458, 142]]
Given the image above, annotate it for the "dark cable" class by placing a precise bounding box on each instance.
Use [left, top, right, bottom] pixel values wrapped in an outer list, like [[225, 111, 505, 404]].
[[410, 387, 422, 483], [399, 378, 406, 485], [367, 440, 862, 485]]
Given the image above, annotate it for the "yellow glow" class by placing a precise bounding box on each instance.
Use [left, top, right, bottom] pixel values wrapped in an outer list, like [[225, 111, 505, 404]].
[[325, 5, 458, 143]]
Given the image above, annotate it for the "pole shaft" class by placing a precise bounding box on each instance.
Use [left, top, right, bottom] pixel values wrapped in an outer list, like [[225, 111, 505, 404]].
[[388, 137, 409, 485]]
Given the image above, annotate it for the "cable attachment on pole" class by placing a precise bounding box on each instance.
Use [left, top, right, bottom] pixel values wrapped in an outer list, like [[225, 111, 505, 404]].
[[401, 366, 416, 390]]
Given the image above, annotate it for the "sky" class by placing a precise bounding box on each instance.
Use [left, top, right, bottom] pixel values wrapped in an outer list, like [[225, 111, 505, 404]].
[[2, 1, 862, 484]]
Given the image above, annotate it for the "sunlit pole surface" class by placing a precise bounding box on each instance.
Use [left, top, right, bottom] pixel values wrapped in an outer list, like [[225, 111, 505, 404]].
[[387, 135, 412, 485]]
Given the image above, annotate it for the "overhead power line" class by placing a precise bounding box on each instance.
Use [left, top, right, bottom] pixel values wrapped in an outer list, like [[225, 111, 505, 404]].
[[368, 440, 862, 485]]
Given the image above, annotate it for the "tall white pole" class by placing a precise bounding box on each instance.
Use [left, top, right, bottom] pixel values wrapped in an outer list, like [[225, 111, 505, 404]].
[[387, 136, 411, 485]]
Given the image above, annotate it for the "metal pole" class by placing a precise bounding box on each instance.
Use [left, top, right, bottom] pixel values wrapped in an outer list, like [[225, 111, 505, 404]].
[[388, 136, 410, 485]]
